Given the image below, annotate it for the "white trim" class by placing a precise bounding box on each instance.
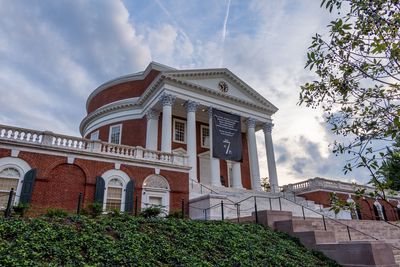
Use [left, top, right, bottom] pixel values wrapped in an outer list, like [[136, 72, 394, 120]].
[[200, 125, 210, 148], [172, 118, 186, 144], [0, 144, 190, 173], [108, 124, 122, 144], [0, 157, 32, 206], [141, 174, 170, 215], [90, 130, 99, 140], [101, 169, 131, 212]]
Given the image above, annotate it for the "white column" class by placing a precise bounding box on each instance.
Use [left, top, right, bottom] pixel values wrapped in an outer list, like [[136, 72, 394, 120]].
[[209, 108, 221, 186], [263, 122, 279, 193], [247, 118, 261, 190], [185, 100, 199, 181], [145, 109, 159, 150], [231, 162, 243, 189], [160, 94, 175, 152]]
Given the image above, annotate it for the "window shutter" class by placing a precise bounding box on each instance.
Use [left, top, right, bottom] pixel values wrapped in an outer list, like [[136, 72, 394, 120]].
[[94, 176, 105, 204], [373, 205, 380, 220], [381, 205, 387, 221], [20, 169, 37, 204], [124, 180, 135, 213]]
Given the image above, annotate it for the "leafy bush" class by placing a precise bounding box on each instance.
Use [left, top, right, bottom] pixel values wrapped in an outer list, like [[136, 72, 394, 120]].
[[166, 210, 185, 219], [140, 206, 162, 218], [12, 203, 29, 217], [0, 216, 339, 266], [45, 208, 68, 218], [86, 202, 103, 218]]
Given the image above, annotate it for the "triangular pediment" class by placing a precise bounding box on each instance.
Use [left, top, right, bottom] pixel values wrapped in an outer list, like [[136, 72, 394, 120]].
[[163, 69, 278, 114]]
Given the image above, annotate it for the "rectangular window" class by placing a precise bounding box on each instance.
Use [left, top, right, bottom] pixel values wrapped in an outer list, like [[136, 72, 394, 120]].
[[109, 124, 122, 144], [106, 187, 122, 211], [149, 196, 163, 206], [173, 119, 186, 143], [90, 130, 99, 141], [201, 125, 210, 148], [0, 178, 18, 209]]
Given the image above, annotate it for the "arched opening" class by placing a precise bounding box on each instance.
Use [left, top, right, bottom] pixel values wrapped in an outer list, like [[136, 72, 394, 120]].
[[142, 174, 170, 215], [46, 164, 86, 211]]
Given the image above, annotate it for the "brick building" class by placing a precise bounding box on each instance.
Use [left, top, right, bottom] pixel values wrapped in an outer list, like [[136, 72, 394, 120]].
[[0, 62, 280, 215], [283, 177, 400, 221]]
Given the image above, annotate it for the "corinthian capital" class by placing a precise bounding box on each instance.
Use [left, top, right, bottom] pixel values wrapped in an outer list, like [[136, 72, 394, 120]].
[[246, 117, 257, 129], [184, 100, 199, 113], [263, 122, 274, 133], [146, 109, 160, 120], [159, 93, 176, 106]]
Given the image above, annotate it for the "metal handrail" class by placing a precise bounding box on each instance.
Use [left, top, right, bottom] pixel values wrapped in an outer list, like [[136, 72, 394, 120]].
[[199, 192, 400, 250]]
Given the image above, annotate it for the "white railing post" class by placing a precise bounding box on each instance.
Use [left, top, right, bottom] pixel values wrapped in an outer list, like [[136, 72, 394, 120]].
[[41, 131, 54, 146]]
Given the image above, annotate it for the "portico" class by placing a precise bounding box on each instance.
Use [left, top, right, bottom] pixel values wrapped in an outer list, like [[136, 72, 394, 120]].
[[80, 63, 279, 193], [144, 89, 279, 192]]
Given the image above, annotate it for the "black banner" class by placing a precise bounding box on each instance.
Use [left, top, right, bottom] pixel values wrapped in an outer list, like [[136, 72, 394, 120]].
[[212, 108, 242, 162]]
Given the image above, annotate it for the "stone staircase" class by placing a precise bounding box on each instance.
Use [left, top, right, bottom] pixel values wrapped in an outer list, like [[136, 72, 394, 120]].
[[189, 180, 350, 220], [243, 210, 399, 267]]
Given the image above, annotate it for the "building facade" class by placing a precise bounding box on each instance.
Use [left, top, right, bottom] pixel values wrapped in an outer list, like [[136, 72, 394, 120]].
[[283, 177, 400, 221], [0, 62, 280, 215]]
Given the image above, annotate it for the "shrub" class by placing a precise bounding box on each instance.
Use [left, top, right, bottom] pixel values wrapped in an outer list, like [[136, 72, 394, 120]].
[[166, 210, 185, 219], [86, 202, 103, 218], [12, 203, 29, 217], [45, 208, 68, 218], [140, 206, 162, 218]]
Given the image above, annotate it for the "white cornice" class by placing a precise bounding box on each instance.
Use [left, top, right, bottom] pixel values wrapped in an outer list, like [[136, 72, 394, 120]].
[[164, 69, 279, 113], [81, 63, 279, 136]]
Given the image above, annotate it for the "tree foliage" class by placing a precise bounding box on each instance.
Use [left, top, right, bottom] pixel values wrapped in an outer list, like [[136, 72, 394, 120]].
[[379, 136, 400, 190], [300, 0, 400, 197]]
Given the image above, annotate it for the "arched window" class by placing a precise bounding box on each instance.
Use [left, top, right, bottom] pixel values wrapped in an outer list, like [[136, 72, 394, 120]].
[[105, 177, 124, 211], [142, 175, 170, 214], [99, 169, 132, 212], [0, 167, 20, 209]]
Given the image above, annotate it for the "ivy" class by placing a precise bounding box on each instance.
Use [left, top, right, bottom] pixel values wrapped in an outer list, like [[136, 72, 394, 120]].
[[0, 215, 339, 266]]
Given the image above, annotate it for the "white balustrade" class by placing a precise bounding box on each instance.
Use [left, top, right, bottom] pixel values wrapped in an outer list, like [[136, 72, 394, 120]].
[[0, 124, 189, 167]]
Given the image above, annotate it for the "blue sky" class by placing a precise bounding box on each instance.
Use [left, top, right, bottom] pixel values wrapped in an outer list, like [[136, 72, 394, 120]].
[[0, 0, 370, 185]]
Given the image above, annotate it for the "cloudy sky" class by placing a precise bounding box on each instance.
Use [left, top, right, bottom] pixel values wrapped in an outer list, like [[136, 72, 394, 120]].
[[0, 0, 370, 185]]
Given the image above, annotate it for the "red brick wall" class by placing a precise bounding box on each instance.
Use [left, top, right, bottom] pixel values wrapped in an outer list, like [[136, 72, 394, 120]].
[[87, 118, 147, 148], [0, 148, 188, 215], [87, 70, 160, 113], [299, 191, 399, 221]]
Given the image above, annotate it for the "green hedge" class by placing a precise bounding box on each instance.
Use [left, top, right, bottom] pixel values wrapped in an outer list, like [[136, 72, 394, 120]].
[[0, 215, 339, 266]]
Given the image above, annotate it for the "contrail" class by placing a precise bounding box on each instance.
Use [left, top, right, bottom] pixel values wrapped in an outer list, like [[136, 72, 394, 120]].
[[154, 0, 192, 44], [220, 0, 231, 67]]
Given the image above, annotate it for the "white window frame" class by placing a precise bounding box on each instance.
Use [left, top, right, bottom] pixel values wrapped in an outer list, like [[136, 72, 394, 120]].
[[200, 125, 210, 148], [108, 124, 122, 144], [101, 169, 130, 212], [173, 118, 186, 144], [0, 157, 32, 209], [141, 174, 170, 215], [90, 130, 99, 141]]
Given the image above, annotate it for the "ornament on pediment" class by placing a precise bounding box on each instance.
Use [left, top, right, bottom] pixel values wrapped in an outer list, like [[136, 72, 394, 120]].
[[218, 81, 229, 93]]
